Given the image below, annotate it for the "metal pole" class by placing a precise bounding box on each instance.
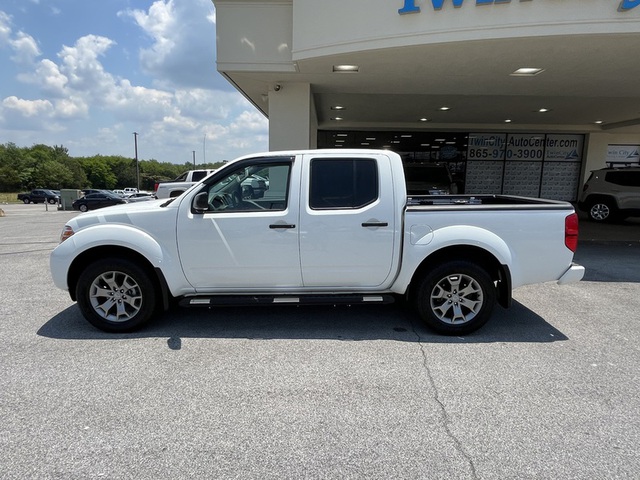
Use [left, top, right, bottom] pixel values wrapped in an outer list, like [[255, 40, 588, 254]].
[[203, 134, 206, 165], [133, 132, 140, 190], [192, 150, 196, 169]]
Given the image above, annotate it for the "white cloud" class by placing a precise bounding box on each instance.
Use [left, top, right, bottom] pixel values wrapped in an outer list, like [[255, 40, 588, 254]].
[[2, 95, 51, 117], [119, 0, 228, 90], [57, 35, 115, 93], [0, 3, 268, 162], [10, 31, 40, 64], [0, 11, 12, 45]]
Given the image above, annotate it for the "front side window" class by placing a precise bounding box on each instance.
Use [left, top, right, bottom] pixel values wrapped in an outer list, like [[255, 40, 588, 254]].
[[309, 158, 378, 209], [199, 161, 291, 213]]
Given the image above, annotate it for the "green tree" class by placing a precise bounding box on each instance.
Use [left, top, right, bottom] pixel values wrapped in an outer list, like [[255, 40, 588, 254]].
[[79, 157, 117, 189]]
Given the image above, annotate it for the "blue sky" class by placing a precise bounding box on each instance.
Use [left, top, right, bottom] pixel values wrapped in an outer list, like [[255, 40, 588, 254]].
[[0, 0, 268, 163]]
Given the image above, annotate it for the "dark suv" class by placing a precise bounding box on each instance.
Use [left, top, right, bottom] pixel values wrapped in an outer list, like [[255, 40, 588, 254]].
[[578, 166, 640, 222]]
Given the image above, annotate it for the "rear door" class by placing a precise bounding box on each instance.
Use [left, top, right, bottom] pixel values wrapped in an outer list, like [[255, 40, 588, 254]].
[[298, 153, 397, 288]]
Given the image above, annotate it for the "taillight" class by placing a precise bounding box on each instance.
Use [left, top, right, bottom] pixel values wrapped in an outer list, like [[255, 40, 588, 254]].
[[565, 213, 579, 252], [154, 182, 159, 192]]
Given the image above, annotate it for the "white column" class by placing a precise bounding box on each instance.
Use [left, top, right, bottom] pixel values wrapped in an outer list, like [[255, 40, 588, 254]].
[[268, 83, 317, 151]]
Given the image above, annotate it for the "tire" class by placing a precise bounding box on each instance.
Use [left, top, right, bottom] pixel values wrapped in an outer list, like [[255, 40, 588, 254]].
[[588, 200, 616, 222], [48, 198, 57, 204], [415, 260, 496, 335], [79, 204, 88, 212], [23, 198, 30, 204], [76, 258, 157, 332]]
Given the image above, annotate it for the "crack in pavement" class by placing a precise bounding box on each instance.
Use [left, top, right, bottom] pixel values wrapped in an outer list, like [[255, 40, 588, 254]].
[[408, 315, 479, 480]]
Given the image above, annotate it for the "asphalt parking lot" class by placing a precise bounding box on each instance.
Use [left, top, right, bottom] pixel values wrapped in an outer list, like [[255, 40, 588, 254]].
[[1, 203, 639, 479]]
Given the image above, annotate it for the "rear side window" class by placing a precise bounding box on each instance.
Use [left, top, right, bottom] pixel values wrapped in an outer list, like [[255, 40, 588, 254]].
[[309, 158, 378, 209], [605, 171, 640, 187], [191, 171, 209, 182]]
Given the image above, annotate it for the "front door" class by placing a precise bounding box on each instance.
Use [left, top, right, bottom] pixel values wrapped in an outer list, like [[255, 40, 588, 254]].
[[176, 157, 303, 290]]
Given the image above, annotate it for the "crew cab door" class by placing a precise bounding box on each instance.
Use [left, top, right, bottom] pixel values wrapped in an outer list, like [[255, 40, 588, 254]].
[[298, 153, 397, 287], [176, 156, 303, 290]]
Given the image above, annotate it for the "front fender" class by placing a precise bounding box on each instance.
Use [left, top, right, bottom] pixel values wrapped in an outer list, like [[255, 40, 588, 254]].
[[50, 223, 189, 296]]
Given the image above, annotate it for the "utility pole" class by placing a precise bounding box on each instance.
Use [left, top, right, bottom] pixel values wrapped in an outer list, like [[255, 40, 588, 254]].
[[203, 134, 206, 165], [192, 150, 196, 169], [133, 132, 140, 190]]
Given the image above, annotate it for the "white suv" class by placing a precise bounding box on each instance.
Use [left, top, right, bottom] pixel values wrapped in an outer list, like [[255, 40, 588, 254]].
[[578, 166, 640, 222]]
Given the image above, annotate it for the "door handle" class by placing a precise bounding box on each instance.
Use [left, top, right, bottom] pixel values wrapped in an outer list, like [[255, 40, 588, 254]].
[[362, 222, 388, 227], [269, 224, 296, 229]]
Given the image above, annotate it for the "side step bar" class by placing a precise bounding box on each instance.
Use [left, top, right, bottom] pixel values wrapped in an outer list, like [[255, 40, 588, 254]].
[[179, 294, 395, 308]]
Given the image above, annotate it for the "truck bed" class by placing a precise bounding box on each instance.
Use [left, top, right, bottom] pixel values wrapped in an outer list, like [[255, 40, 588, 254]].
[[407, 194, 573, 209]]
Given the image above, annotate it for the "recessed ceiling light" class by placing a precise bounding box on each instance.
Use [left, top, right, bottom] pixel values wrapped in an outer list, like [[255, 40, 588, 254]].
[[511, 67, 545, 76], [331, 117, 343, 121], [331, 105, 345, 110], [336, 133, 348, 137], [419, 118, 429, 122], [538, 108, 550, 113], [505, 119, 512, 123], [333, 65, 359, 73], [439, 106, 450, 111], [594, 120, 603, 124]]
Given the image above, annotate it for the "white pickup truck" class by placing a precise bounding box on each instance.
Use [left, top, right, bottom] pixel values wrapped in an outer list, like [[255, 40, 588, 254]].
[[153, 169, 216, 199], [50, 149, 584, 335]]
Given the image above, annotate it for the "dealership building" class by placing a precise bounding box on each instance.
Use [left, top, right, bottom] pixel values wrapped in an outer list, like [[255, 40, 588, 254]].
[[212, 0, 640, 201]]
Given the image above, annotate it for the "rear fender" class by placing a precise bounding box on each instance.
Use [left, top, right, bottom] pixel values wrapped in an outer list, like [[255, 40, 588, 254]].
[[392, 225, 513, 297]]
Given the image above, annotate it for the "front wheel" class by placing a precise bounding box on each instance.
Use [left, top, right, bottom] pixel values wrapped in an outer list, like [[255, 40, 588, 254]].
[[23, 198, 30, 204], [79, 204, 88, 212], [415, 260, 496, 335], [76, 258, 157, 332]]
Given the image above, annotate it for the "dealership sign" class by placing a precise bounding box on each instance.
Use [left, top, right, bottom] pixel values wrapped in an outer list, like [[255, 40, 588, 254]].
[[398, 0, 640, 14]]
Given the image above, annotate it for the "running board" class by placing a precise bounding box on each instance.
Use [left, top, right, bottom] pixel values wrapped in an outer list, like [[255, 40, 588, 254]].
[[179, 294, 395, 308]]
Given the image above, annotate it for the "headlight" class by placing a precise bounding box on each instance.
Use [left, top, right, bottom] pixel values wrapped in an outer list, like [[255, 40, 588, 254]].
[[60, 225, 75, 243]]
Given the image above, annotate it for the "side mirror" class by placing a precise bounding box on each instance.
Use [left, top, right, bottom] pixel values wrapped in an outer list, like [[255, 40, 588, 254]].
[[193, 192, 209, 213]]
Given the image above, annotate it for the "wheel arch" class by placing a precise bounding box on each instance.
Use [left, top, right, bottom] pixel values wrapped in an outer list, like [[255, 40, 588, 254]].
[[585, 194, 619, 209], [67, 245, 172, 310], [407, 245, 512, 309]]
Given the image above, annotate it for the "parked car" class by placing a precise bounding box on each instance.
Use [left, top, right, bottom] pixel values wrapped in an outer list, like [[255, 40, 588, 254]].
[[81, 189, 109, 196], [72, 192, 127, 212], [112, 189, 126, 197], [577, 165, 640, 222], [125, 192, 154, 202], [17, 189, 60, 204]]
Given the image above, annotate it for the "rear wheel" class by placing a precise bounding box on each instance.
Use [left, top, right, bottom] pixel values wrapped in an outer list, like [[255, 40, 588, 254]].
[[23, 198, 30, 204], [79, 204, 88, 212], [415, 260, 496, 335], [76, 258, 157, 332], [588, 199, 616, 222]]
